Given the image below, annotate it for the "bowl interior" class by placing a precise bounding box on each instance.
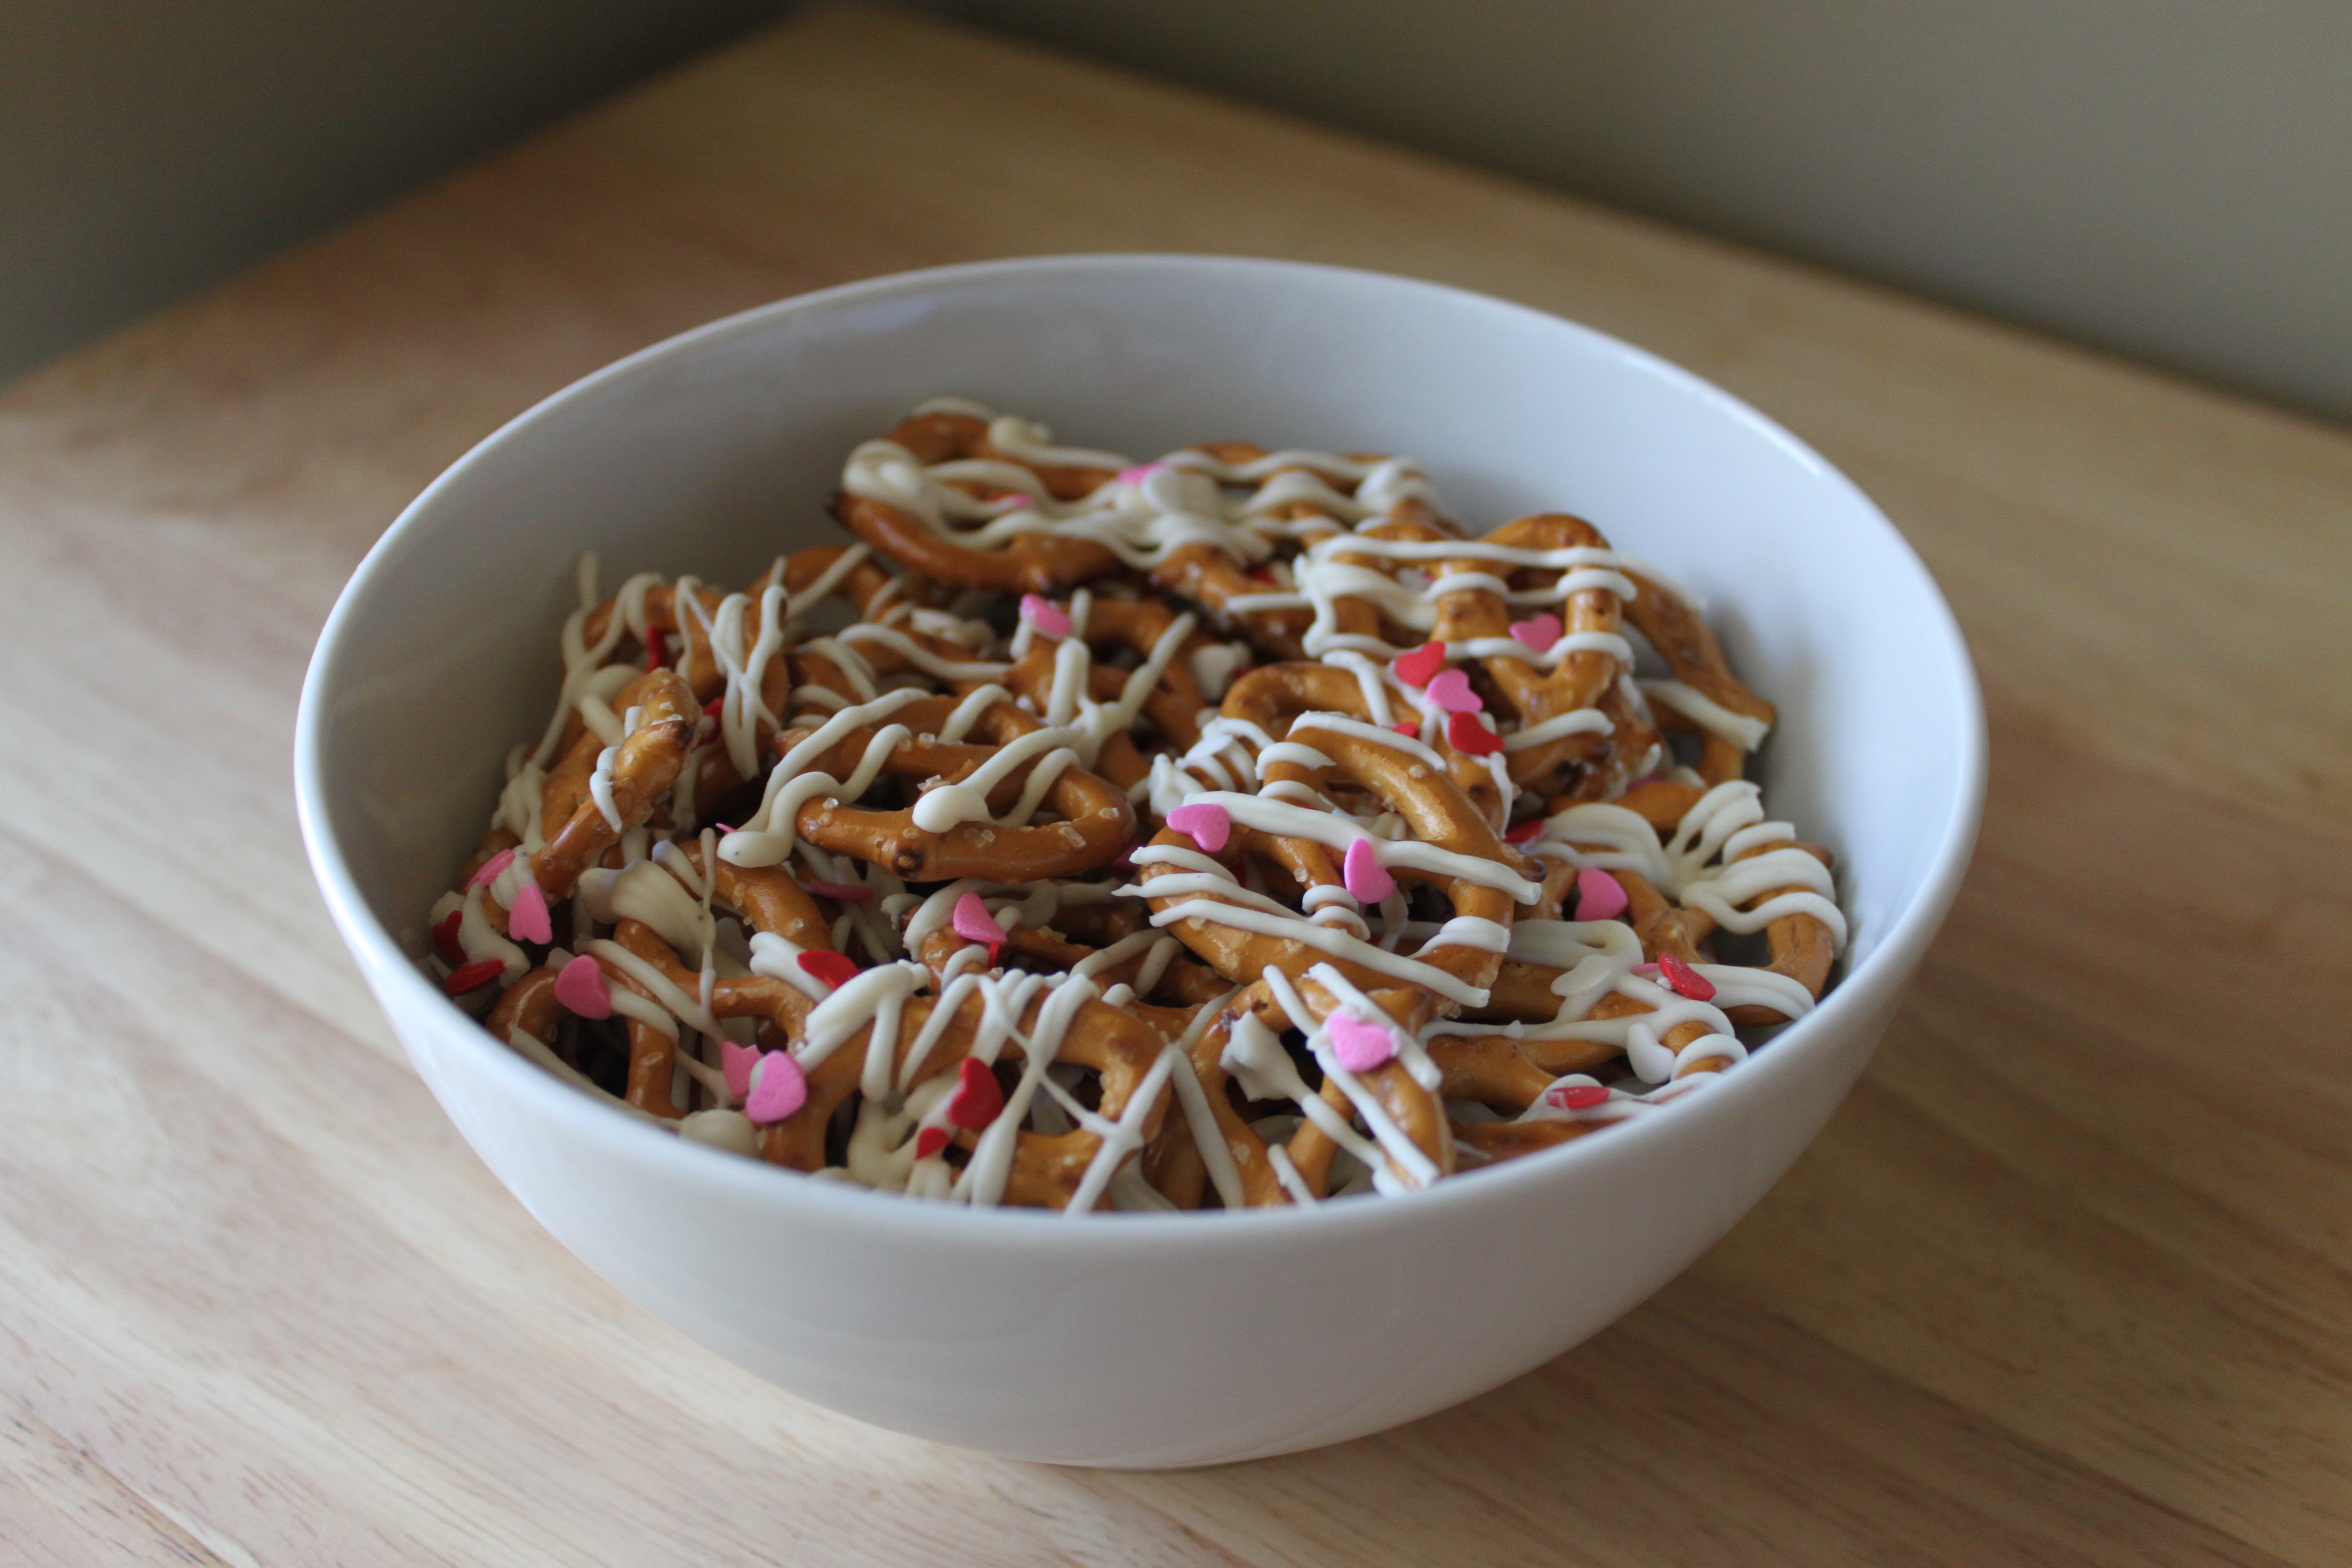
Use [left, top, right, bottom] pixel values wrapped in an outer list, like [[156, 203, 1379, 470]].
[[306, 251, 1976, 1147]]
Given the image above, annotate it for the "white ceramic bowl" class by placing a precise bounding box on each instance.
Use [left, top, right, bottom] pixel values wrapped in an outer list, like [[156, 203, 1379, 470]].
[[295, 255, 1982, 1467]]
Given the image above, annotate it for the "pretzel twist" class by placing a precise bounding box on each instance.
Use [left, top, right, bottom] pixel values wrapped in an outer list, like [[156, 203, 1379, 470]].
[[435, 398, 1848, 1213]]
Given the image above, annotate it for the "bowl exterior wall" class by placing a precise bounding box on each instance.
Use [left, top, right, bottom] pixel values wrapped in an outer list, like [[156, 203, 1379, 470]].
[[373, 936, 1912, 1466], [300, 255, 1982, 1466]]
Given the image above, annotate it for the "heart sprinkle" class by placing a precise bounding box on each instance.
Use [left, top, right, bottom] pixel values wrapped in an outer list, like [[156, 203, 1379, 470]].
[[915, 1127, 950, 1160], [951, 892, 1005, 956], [1574, 866, 1628, 922], [1325, 1013, 1399, 1073], [1423, 668, 1482, 714], [1019, 594, 1072, 637], [1659, 952, 1717, 1002], [804, 880, 874, 903], [994, 490, 1039, 509], [553, 953, 612, 1019], [506, 881, 553, 944], [797, 950, 860, 989], [468, 847, 515, 889], [644, 628, 668, 672], [1543, 1079, 1612, 1111], [431, 910, 465, 965], [1342, 838, 1395, 903], [1392, 642, 1446, 687], [1447, 711, 1504, 756], [1509, 613, 1563, 652], [721, 1040, 760, 1099], [1392, 720, 1420, 736], [1503, 819, 1544, 845], [443, 959, 504, 996], [946, 1057, 1006, 1130], [1166, 801, 1231, 853], [1117, 462, 1166, 486], [745, 1052, 809, 1124]]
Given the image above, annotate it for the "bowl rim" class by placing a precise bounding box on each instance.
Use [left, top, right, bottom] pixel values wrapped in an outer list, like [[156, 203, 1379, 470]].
[[294, 251, 1985, 1253]]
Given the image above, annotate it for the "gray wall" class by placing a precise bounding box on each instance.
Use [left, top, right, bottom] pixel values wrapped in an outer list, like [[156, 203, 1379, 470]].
[[0, 0, 788, 380], [4, 0, 2348, 425], [940, 0, 2352, 424]]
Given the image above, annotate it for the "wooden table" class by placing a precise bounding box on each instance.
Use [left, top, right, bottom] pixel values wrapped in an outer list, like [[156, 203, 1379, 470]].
[[5, 8, 2347, 1563]]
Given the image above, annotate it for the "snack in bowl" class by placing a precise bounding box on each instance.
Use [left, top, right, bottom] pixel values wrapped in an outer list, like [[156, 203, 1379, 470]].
[[427, 397, 1846, 1212]]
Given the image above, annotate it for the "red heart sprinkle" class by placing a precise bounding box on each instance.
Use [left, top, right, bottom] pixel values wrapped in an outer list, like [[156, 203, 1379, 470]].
[[1447, 711, 1504, 756], [797, 950, 860, 989], [1392, 720, 1420, 737], [1392, 642, 1446, 687], [1659, 952, 1716, 1002], [432, 910, 465, 964], [915, 1127, 950, 1160], [645, 628, 668, 671], [946, 1056, 1006, 1130], [1503, 819, 1544, 844], [703, 697, 724, 721], [444, 959, 504, 996], [1544, 1081, 1611, 1110]]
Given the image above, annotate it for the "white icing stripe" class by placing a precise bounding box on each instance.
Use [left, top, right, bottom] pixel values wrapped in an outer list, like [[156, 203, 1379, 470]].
[[1640, 678, 1771, 750], [1142, 897, 1488, 1006], [1197, 787, 1540, 900]]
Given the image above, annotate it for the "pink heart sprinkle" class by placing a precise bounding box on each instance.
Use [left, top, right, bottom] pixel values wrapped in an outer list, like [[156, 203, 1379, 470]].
[[1019, 593, 1072, 637], [993, 490, 1038, 508], [745, 1052, 809, 1124], [1544, 1080, 1611, 1111], [721, 1039, 760, 1099], [804, 880, 874, 903], [798, 950, 860, 990], [1392, 642, 1446, 687], [468, 847, 515, 889], [1166, 801, 1231, 853], [951, 891, 1004, 946], [1574, 867, 1628, 922], [1342, 838, 1395, 903], [1510, 612, 1563, 652], [1659, 951, 1717, 1002], [1423, 668, 1483, 714], [506, 881, 552, 944], [1117, 461, 1166, 485], [552, 954, 612, 1020], [1326, 1014, 1398, 1074]]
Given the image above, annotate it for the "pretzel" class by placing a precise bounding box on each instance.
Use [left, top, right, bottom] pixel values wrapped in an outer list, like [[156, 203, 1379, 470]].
[[1134, 712, 1541, 1024], [746, 969, 1178, 1211], [1148, 444, 1450, 659], [746, 693, 1133, 882], [429, 397, 1849, 1213], [834, 409, 1125, 592]]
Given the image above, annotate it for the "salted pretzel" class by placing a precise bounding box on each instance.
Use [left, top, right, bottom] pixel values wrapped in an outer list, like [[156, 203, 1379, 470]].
[[430, 398, 1849, 1214]]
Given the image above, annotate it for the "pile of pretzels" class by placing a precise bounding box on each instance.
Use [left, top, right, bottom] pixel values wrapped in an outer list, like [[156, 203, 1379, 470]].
[[426, 399, 1846, 1212]]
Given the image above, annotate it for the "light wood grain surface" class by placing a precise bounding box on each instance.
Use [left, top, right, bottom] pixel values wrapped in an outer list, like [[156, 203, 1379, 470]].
[[3, 8, 2348, 1564]]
